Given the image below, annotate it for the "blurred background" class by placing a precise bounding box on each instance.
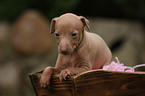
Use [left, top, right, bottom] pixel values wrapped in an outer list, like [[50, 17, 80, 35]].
[[0, 0, 145, 96]]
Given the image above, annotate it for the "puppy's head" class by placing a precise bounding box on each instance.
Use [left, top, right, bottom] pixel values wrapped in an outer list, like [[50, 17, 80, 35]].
[[50, 13, 90, 55]]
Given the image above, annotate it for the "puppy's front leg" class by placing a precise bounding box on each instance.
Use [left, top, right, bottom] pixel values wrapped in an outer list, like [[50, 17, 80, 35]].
[[40, 67, 59, 88], [59, 65, 90, 81]]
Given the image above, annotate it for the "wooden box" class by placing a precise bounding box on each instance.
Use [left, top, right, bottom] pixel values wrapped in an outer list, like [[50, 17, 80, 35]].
[[29, 70, 145, 96]]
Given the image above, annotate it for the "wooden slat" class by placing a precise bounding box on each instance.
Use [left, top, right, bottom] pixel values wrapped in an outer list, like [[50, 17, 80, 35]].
[[29, 72, 74, 96], [29, 70, 145, 96], [74, 70, 145, 96]]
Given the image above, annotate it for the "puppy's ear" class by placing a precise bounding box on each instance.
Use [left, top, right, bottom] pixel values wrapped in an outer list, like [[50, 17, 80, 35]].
[[80, 16, 91, 31], [50, 18, 58, 34]]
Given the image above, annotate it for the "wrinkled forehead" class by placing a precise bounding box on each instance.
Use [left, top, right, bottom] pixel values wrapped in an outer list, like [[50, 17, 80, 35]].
[[55, 16, 83, 32]]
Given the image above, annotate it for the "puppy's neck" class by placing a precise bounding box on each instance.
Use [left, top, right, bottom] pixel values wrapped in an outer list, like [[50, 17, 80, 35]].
[[73, 30, 86, 53]]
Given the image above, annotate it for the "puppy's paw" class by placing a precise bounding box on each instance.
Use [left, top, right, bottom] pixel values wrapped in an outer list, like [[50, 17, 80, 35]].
[[59, 69, 71, 81], [40, 75, 50, 88]]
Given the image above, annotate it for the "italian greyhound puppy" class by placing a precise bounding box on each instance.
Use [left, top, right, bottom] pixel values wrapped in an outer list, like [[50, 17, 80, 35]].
[[40, 13, 112, 88]]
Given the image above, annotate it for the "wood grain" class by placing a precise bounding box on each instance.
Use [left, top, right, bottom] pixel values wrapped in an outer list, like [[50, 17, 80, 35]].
[[29, 71, 74, 96], [29, 70, 145, 96]]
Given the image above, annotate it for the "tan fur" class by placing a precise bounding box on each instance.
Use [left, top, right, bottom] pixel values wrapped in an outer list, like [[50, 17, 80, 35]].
[[40, 13, 112, 88]]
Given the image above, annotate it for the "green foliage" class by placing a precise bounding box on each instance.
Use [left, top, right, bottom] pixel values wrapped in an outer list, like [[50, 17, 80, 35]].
[[0, 0, 29, 20], [0, 0, 80, 21], [76, 0, 145, 21], [1, 0, 145, 21], [49, 0, 80, 18]]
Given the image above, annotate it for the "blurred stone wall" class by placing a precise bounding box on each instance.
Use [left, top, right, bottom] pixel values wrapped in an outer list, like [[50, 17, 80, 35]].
[[0, 10, 58, 96], [89, 18, 145, 66], [0, 11, 145, 96]]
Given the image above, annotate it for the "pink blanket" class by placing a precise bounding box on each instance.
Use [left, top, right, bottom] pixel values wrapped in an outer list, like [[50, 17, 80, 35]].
[[103, 57, 145, 72]]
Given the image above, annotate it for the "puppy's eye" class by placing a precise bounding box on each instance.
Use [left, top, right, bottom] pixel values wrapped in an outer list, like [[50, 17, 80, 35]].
[[55, 33, 60, 37], [71, 33, 77, 38]]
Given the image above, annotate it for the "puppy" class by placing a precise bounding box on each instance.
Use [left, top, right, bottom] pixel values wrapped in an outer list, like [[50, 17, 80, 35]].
[[40, 13, 112, 88]]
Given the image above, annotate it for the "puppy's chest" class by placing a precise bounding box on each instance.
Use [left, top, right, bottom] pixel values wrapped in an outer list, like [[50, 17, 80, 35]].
[[61, 55, 79, 67]]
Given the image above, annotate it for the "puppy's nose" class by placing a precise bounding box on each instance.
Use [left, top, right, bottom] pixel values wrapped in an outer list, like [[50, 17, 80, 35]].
[[61, 48, 68, 55]]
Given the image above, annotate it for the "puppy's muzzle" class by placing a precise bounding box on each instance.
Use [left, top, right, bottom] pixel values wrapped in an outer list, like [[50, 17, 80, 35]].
[[60, 48, 68, 55], [59, 44, 73, 55]]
